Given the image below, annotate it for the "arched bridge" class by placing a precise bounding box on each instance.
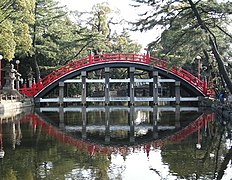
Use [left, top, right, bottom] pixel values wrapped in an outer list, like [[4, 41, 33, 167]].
[[19, 53, 214, 105], [20, 111, 215, 155]]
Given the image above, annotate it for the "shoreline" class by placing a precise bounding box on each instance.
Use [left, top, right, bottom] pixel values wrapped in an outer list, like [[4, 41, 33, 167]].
[[0, 96, 231, 122], [0, 97, 34, 115], [212, 102, 232, 122]]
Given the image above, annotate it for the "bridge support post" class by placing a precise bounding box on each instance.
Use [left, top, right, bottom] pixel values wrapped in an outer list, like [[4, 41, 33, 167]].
[[82, 106, 87, 139], [175, 81, 180, 105], [129, 67, 135, 106], [129, 106, 135, 143], [59, 106, 65, 130], [105, 67, 110, 105], [81, 71, 87, 105], [105, 106, 110, 143], [153, 71, 159, 105], [175, 105, 180, 128], [59, 82, 64, 106], [152, 105, 158, 139]]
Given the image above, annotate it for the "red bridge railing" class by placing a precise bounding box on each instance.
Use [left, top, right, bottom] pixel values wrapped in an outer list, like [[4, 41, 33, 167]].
[[20, 112, 215, 156], [19, 53, 214, 97]]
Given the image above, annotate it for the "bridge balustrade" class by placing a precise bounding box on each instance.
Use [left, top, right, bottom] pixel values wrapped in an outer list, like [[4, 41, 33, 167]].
[[19, 109, 215, 155], [19, 53, 214, 98]]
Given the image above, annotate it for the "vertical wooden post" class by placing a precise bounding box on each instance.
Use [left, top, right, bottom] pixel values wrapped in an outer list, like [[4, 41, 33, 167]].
[[81, 71, 86, 105], [175, 105, 180, 128], [82, 106, 87, 139], [59, 106, 64, 130], [105, 106, 110, 143], [105, 67, 110, 105], [146, 50, 150, 64], [129, 67, 135, 106], [129, 106, 135, 143], [153, 71, 159, 105], [203, 78, 207, 94], [153, 105, 158, 139], [175, 81, 180, 105], [59, 82, 64, 106], [89, 50, 93, 64]]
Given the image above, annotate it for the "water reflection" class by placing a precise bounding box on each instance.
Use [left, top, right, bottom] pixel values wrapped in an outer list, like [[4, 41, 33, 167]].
[[33, 106, 214, 152], [0, 107, 33, 158], [0, 106, 231, 180]]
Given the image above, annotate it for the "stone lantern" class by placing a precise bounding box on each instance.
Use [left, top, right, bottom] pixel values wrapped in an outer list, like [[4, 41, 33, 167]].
[[2, 63, 16, 91]]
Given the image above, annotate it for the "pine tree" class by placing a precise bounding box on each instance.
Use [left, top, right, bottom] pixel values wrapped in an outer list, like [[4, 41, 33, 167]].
[[131, 0, 232, 94], [0, 0, 35, 60]]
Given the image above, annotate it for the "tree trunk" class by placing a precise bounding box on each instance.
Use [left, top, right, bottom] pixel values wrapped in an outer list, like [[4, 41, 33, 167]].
[[209, 36, 232, 93], [31, 2, 40, 83], [188, 0, 232, 94], [32, 55, 41, 82]]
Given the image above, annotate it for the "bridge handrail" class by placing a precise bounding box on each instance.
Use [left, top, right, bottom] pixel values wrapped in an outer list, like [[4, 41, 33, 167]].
[[149, 56, 206, 92], [20, 112, 215, 154], [19, 53, 213, 97]]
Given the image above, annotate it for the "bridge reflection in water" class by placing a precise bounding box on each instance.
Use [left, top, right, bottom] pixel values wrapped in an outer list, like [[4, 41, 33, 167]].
[[18, 106, 215, 157]]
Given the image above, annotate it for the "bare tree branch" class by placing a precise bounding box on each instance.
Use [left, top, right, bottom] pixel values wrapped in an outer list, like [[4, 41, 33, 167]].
[[216, 25, 232, 39]]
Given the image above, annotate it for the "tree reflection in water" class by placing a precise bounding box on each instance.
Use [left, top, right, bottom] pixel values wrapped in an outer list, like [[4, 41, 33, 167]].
[[0, 106, 231, 179]]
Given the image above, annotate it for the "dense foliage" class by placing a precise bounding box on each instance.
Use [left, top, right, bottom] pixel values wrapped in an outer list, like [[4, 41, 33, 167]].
[[0, 0, 141, 81], [0, 0, 35, 60]]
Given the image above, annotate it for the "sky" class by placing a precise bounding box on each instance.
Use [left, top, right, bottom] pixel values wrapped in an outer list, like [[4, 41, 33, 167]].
[[59, 0, 159, 52], [58, 0, 232, 55]]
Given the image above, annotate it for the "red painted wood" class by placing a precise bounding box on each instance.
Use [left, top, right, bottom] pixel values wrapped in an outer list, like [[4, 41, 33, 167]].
[[19, 53, 214, 97], [19, 112, 215, 155]]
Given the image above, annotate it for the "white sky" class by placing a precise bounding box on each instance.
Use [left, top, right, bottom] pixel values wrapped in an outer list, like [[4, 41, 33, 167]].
[[59, 0, 160, 51]]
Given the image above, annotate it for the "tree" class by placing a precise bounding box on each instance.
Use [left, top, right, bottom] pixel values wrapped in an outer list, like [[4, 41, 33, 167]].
[[72, 2, 142, 54], [29, 1, 142, 82], [131, 0, 232, 94], [0, 0, 35, 60], [70, 2, 142, 93], [30, 1, 114, 81], [110, 28, 142, 53], [30, 0, 68, 81]]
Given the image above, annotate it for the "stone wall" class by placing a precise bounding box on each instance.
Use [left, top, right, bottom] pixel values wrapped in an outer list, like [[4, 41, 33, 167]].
[[0, 96, 34, 114]]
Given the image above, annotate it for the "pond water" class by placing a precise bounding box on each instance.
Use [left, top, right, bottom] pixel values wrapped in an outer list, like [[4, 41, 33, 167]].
[[0, 106, 231, 180]]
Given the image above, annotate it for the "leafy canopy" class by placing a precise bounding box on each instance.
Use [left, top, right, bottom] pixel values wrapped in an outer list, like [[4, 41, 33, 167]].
[[0, 0, 35, 60]]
